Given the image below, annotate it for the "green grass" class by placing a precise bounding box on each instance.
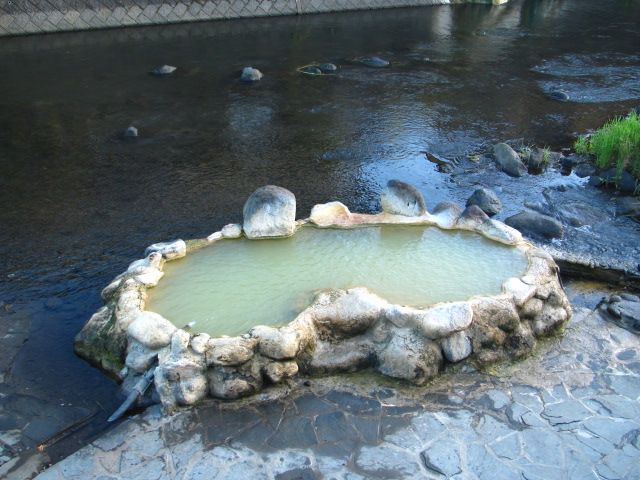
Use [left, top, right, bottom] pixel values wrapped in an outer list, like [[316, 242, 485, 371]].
[[541, 147, 551, 166], [575, 111, 640, 180]]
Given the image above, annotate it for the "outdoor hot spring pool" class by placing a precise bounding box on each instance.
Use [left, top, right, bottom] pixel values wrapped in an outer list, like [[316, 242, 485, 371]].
[[146, 225, 528, 336]]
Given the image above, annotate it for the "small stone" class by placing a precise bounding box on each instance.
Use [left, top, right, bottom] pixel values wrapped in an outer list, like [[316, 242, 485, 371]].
[[440, 330, 472, 362], [466, 188, 502, 216], [221, 223, 242, 239], [251, 326, 300, 360], [494, 143, 527, 177], [380, 180, 426, 216], [240, 66, 263, 82], [299, 66, 322, 75], [263, 361, 298, 383], [124, 126, 138, 138], [150, 65, 176, 76], [190, 333, 210, 355], [319, 63, 338, 73], [359, 56, 389, 68]]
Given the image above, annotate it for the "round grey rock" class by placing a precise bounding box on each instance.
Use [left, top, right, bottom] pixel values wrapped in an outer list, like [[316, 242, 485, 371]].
[[494, 143, 527, 177], [124, 126, 138, 138], [319, 63, 338, 73], [505, 210, 564, 239], [466, 188, 502, 217], [243, 185, 297, 239], [240, 66, 263, 82]]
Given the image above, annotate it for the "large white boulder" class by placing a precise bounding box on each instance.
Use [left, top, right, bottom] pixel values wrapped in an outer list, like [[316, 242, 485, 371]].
[[243, 185, 296, 239]]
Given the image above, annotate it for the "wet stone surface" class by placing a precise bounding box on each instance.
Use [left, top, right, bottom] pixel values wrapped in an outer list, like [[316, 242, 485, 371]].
[[36, 307, 640, 480]]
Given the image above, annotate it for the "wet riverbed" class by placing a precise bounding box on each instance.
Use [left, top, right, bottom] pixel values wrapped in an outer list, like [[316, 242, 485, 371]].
[[1, 0, 640, 472]]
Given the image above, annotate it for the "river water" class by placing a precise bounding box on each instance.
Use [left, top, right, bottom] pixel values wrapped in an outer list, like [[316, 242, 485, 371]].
[[0, 0, 639, 466]]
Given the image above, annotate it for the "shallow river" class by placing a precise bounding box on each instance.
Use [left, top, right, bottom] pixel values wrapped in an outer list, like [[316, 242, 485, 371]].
[[0, 0, 639, 464]]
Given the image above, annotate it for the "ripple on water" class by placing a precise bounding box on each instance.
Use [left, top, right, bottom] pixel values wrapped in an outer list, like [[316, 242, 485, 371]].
[[533, 53, 640, 103]]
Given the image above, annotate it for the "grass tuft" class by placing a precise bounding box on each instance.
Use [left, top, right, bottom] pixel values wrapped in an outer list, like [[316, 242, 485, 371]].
[[574, 111, 640, 180]]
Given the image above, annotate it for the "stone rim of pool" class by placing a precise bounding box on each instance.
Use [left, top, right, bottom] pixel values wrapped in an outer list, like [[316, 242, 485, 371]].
[[75, 181, 571, 413]]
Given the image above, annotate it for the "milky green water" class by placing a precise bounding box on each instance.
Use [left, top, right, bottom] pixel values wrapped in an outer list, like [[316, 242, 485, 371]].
[[147, 226, 527, 337]]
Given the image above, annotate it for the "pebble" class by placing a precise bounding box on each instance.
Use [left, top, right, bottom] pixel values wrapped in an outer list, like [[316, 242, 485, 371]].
[[150, 65, 176, 76]]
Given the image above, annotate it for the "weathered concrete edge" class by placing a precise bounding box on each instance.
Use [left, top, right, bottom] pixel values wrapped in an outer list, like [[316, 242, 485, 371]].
[[0, 0, 508, 37], [74, 188, 569, 414]]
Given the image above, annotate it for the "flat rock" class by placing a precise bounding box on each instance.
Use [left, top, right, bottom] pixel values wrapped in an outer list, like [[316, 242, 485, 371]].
[[243, 185, 296, 239], [541, 400, 592, 425], [421, 441, 462, 477], [494, 143, 527, 177]]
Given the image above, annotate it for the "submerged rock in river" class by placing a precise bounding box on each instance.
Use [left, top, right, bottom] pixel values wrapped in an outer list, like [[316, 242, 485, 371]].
[[240, 66, 263, 82], [150, 65, 176, 76], [358, 56, 390, 68], [319, 63, 338, 73], [494, 143, 527, 177]]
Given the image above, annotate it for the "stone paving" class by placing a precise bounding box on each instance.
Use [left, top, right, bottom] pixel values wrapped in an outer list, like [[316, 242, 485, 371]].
[[35, 306, 640, 479]]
